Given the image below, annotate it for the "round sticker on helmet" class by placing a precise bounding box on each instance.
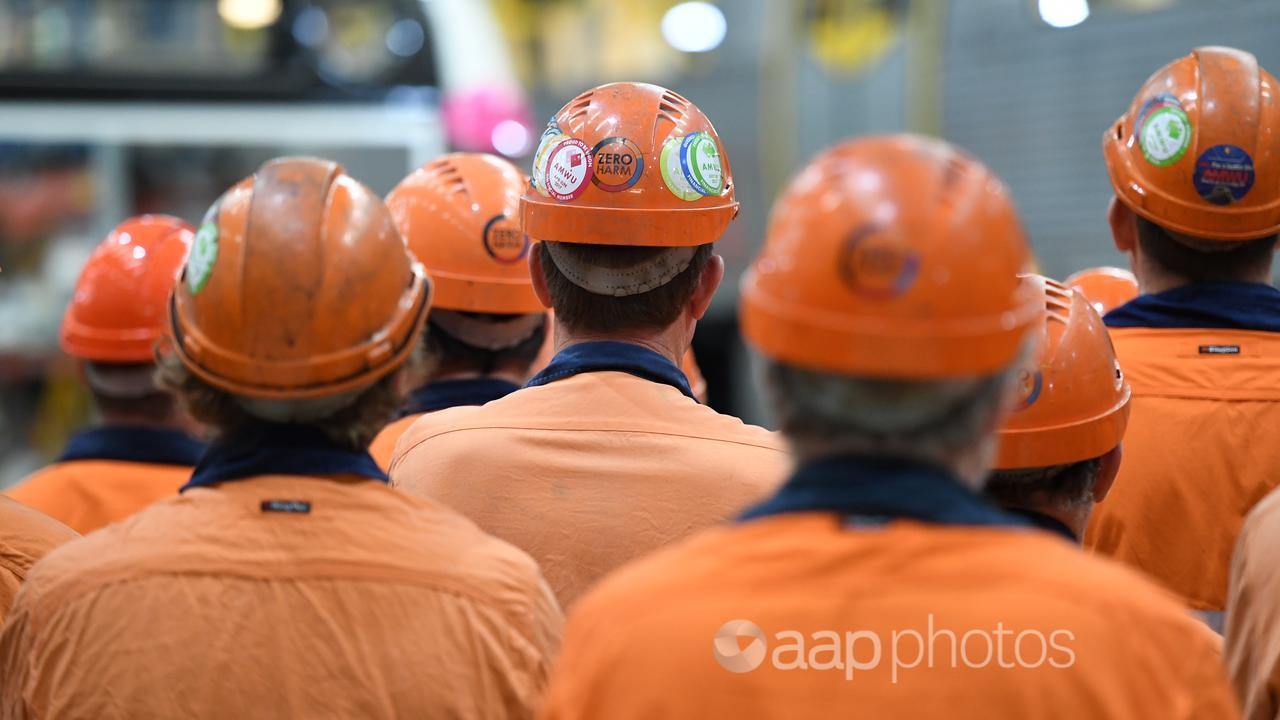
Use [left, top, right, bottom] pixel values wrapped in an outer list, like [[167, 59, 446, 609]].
[[543, 138, 593, 202], [1139, 106, 1192, 167], [483, 214, 529, 264], [680, 132, 724, 196], [187, 220, 219, 295], [661, 136, 700, 201], [530, 119, 567, 197], [1014, 368, 1044, 411], [838, 223, 920, 299], [591, 137, 644, 192], [1193, 144, 1255, 205]]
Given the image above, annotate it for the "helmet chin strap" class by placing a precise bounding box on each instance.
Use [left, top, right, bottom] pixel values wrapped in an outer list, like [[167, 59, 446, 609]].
[[544, 242, 696, 297]]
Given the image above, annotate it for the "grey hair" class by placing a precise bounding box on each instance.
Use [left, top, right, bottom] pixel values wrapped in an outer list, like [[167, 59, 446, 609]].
[[765, 360, 1022, 473]]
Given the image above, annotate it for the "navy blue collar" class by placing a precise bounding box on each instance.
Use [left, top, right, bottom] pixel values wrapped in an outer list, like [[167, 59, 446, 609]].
[[1007, 509, 1078, 543], [182, 424, 386, 492], [525, 341, 695, 400], [403, 377, 521, 416], [58, 425, 206, 466], [741, 455, 1029, 529], [1105, 282, 1280, 332]]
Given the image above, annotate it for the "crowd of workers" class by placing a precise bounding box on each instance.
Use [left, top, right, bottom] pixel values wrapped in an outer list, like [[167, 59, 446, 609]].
[[0, 45, 1278, 718]]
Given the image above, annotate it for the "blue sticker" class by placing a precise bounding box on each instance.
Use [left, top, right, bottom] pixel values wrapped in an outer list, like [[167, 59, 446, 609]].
[[1193, 144, 1255, 205]]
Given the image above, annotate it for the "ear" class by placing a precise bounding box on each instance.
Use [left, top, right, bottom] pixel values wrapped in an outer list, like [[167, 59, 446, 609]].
[[1092, 444, 1123, 504], [688, 254, 725, 321], [1108, 197, 1138, 254], [528, 244, 554, 310]]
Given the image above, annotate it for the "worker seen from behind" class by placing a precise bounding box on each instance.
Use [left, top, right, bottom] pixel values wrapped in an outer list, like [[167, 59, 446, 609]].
[[1086, 46, 1280, 614], [391, 82, 787, 608], [985, 274, 1130, 544], [370, 153, 547, 467], [539, 135, 1236, 719], [7, 216, 205, 534], [0, 158, 561, 719]]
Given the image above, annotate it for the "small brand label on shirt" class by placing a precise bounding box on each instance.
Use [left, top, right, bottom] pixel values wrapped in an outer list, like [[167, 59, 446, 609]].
[[1198, 345, 1241, 355], [261, 500, 311, 514]]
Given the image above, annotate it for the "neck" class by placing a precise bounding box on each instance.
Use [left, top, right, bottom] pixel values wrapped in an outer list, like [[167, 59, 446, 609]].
[[1007, 503, 1088, 545], [1134, 254, 1273, 294], [554, 322, 688, 367], [428, 367, 527, 386], [97, 411, 182, 431]]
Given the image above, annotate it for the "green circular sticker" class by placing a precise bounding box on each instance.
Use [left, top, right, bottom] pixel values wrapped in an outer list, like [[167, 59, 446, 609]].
[[660, 136, 701, 201], [685, 133, 724, 195], [1140, 106, 1192, 167], [187, 221, 219, 295]]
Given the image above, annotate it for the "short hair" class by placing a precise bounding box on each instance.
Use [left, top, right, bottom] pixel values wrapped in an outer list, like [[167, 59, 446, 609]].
[[156, 353, 408, 450], [766, 360, 1018, 466], [85, 362, 176, 419], [985, 458, 1104, 513], [1136, 215, 1276, 283], [538, 241, 713, 335], [423, 313, 547, 376]]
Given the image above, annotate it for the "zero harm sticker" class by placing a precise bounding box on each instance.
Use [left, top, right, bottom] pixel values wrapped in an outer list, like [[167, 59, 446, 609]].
[[482, 214, 529, 264], [187, 206, 219, 295], [660, 132, 724, 201], [591, 137, 644, 191], [1139, 106, 1192, 166], [543, 138, 593, 202], [1193, 144, 1255, 205]]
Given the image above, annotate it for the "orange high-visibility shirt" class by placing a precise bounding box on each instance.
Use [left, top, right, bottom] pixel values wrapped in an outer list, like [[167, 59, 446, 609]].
[[370, 377, 521, 469], [7, 426, 204, 534], [1085, 306, 1280, 610], [0, 496, 77, 626], [1225, 488, 1280, 720], [0, 465, 561, 718], [391, 342, 787, 608], [542, 457, 1235, 719]]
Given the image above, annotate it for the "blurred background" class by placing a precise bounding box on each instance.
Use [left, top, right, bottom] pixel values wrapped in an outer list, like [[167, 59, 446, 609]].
[[0, 0, 1273, 485]]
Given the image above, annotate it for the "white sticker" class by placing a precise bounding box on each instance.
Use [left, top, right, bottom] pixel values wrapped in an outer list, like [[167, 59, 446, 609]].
[[661, 132, 723, 201], [543, 138, 594, 202], [187, 217, 219, 295], [660, 137, 700, 201], [530, 119, 566, 196], [1139, 106, 1192, 167]]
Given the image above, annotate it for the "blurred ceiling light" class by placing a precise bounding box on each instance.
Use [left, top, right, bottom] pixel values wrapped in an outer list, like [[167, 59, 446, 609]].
[[386, 18, 425, 57], [1038, 0, 1090, 28], [661, 2, 728, 53], [491, 120, 532, 158], [292, 6, 329, 47], [218, 0, 283, 30]]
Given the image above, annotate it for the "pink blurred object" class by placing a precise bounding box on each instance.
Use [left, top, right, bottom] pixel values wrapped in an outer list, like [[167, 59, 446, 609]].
[[441, 85, 535, 157]]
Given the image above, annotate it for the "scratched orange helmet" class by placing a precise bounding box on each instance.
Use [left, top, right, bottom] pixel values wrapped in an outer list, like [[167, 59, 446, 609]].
[[386, 153, 540, 314], [1065, 266, 1139, 315], [995, 275, 1131, 469], [1103, 46, 1280, 241], [521, 82, 737, 249], [169, 157, 431, 400], [61, 215, 193, 362], [740, 135, 1041, 379]]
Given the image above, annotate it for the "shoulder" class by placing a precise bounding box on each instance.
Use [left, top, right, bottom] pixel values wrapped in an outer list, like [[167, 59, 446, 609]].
[[0, 496, 78, 580]]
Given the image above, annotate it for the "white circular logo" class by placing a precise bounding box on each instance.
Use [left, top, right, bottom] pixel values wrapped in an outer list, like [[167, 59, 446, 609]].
[[186, 221, 219, 295], [712, 619, 767, 673], [543, 138, 594, 202], [1139, 106, 1192, 167], [685, 133, 724, 195], [530, 120, 566, 197]]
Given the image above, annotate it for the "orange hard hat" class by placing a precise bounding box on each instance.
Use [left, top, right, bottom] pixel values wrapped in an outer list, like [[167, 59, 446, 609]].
[[61, 215, 194, 362], [1064, 266, 1138, 315], [386, 153, 541, 315], [740, 134, 1040, 379], [521, 82, 738, 248], [1103, 46, 1280, 241], [169, 157, 431, 400], [995, 275, 1131, 469]]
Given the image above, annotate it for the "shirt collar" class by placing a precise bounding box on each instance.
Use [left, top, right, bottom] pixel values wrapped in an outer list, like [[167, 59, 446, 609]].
[[1006, 508, 1078, 543], [1105, 282, 1280, 332], [402, 377, 521, 416], [740, 455, 1029, 529], [58, 425, 206, 466], [182, 424, 386, 492], [525, 340, 696, 400]]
